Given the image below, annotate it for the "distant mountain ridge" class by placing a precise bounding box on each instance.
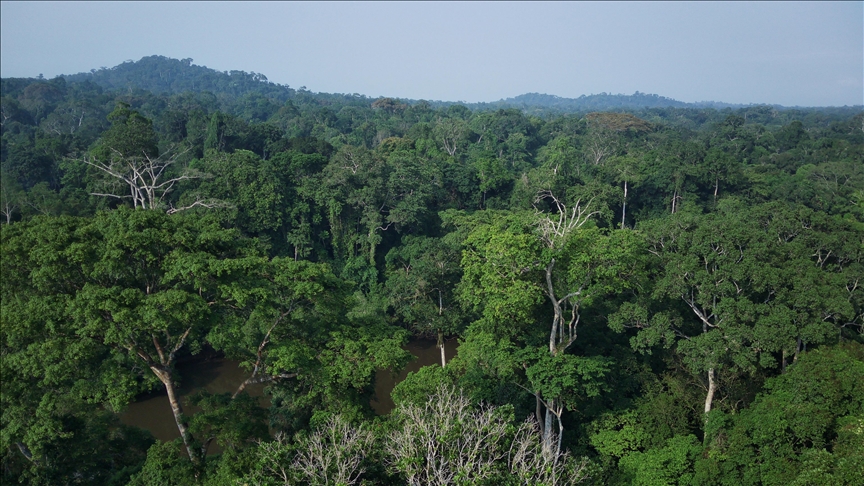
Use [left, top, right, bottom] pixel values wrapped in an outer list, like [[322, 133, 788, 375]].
[[495, 92, 747, 110], [38, 55, 845, 112]]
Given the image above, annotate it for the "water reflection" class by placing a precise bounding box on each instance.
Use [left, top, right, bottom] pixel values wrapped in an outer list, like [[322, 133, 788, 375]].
[[119, 338, 458, 448], [119, 358, 267, 446], [370, 338, 458, 415]]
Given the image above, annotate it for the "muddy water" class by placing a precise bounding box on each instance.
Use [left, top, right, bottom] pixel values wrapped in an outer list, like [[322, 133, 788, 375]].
[[119, 358, 267, 445], [119, 338, 458, 445], [370, 338, 459, 415]]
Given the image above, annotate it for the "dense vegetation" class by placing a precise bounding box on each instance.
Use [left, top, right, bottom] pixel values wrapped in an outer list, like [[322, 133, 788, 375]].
[[2, 56, 863, 485]]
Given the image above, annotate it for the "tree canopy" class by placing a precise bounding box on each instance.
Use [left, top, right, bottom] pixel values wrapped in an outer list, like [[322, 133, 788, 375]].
[[2, 57, 862, 485]]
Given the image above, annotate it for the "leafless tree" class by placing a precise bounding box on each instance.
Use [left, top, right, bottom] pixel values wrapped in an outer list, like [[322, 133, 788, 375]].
[[40, 106, 87, 135], [386, 385, 509, 486], [386, 385, 588, 485], [82, 145, 223, 214], [508, 417, 590, 486], [293, 415, 374, 486], [584, 131, 618, 166], [534, 190, 598, 249], [243, 416, 372, 486], [434, 117, 467, 157], [246, 435, 294, 486], [0, 176, 23, 224]]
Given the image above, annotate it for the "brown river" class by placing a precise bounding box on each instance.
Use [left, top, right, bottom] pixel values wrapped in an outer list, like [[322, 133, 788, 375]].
[[119, 338, 458, 447]]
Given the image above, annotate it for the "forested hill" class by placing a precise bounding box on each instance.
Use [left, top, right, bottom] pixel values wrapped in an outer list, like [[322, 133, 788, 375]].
[[28, 55, 827, 114], [60, 55, 297, 100], [2, 54, 863, 485]]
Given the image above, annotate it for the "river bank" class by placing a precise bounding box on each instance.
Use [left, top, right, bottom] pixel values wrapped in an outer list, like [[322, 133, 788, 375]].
[[118, 337, 459, 447]]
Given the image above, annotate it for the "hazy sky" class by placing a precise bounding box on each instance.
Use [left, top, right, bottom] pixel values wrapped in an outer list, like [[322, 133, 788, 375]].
[[1, 1, 862, 106]]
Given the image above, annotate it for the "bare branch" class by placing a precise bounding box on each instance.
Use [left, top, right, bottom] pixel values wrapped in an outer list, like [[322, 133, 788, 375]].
[[166, 195, 231, 215], [80, 144, 218, 213], [293, 415, 374, 486], [534, 191, 599, 248]]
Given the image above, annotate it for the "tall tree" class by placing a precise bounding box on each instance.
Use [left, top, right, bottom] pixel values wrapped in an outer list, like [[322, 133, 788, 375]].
[[0, 209, 366, 470], [457, 200, 640, 459], [82, 103, 214, 213], [632, 204, 761, 416]]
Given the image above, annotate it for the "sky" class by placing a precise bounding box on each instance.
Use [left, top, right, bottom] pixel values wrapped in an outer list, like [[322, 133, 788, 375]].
[[1, 1, 862, 107]]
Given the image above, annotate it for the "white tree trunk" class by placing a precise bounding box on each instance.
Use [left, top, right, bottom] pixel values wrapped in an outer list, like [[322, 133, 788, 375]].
[[542, 398, 555, 461], [621, 179, 628, 229], [153, 366, 200, 466], [704, 367, 716, 415], [438, 331, 446, 368]]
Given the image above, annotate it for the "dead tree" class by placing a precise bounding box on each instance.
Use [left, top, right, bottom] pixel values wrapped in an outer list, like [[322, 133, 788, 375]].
[[83, 145, 223, 214]]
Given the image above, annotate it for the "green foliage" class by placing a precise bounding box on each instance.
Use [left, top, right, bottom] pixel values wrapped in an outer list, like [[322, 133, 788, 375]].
[[385, 235, 465, 337], [127, 441, 197, 486], [2, 58, 863, 486], [187, 391, 269, 453], [586, 373, 701, 484], [457, 211, 544, 335], [526, 352, 611, 409], [98, 102, 159, 158], [617, 435, 702, 486], [194, 149, 288, 234], [0, 408, 154, 486], [391, 365, 455, 408], [694, 343, 864, 486]]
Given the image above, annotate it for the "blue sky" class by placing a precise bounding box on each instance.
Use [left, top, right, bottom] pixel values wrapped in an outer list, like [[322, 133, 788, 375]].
[[1, 1, 861, 106]]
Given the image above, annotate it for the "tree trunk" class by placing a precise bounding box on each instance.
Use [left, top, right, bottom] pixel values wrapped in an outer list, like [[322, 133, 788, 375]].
[[153, 366, 200, 466], [556, 413, 564, 466], [621, 179, 627, 229], [703, 367, 716, 416], [545, 260, 561, 355], [16, 442, 37, 464], [437, 329, 446, 368], [542, 398, 555, 461], [535, 392, 544, 430], [368, 227, 377, 267], [437, 291, 446, 367]]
